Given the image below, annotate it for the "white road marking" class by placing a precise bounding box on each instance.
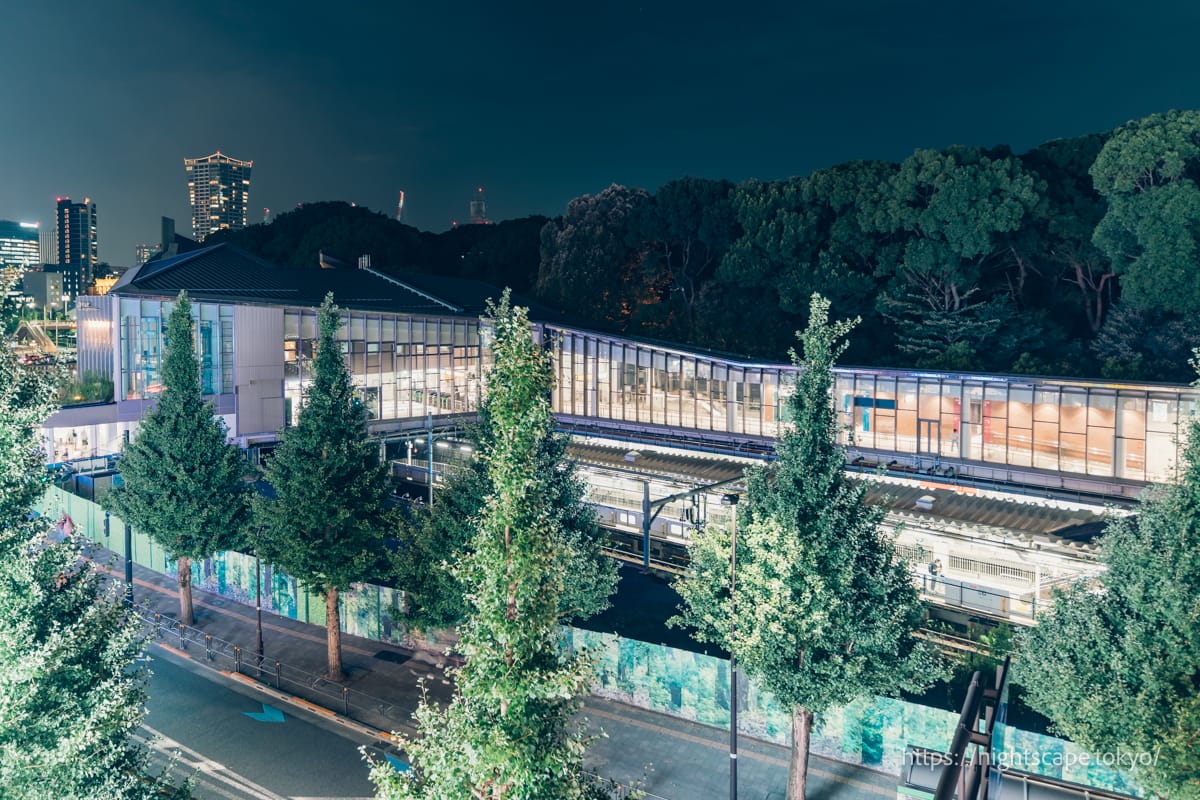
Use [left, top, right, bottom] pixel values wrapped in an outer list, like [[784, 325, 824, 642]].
[[138, 724, 289, 800]]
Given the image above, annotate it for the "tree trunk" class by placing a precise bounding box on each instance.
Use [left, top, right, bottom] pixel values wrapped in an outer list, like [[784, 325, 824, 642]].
[[787, 705, 814, 800], [326, 586, 344, 682], [177, 555, 194, 626]]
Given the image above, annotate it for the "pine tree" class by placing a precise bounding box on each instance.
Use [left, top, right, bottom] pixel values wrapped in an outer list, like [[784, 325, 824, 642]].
[[0, 298, 182, 799], [673, 294, 941, 800], [398, 407, 617, 633], [369, 293, 600, 800], [102, 291, 251, 625], [256, 293, 393, 682], [1019, 396, 1200, 797]]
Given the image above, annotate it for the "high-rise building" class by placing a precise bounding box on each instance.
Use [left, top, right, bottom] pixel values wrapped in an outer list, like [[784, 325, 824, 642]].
[[184, 151, 252, 241], [56, 197, 98, 299], [39, 229, 56, 265], [21, 271, 63, 312], [0, 220, 41, 268], [135, 243, 157, 266]]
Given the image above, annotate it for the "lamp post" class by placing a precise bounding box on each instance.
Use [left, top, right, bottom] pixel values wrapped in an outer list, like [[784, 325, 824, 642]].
[[123, 519, 133, 604], [255, 538, 264, 675], [121, 428, 133, 604], [426, 411, 434, 508], [721, 492, 740, 800]]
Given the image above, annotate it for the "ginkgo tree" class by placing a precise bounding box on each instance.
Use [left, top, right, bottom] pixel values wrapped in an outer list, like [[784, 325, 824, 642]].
[[673, 293, 942, 800], [370, 293, 606, 800], [0, 278, 184, 799]]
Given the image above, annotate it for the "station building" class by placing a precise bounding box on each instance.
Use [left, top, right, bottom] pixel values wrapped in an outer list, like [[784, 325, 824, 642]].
[[53, 242, 1197, 494], [40, 242, 1195, 625]]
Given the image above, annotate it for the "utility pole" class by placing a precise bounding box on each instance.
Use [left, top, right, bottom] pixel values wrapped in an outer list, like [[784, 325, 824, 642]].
[[722, 492, 741, 800], [255, 544, 264, 675]]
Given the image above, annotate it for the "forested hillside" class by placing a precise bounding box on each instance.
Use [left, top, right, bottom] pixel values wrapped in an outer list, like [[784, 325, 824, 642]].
[[214, 110, 1200, 383]]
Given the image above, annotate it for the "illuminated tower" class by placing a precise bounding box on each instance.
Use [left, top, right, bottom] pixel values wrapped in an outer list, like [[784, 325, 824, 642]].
[[184, 151, 253, 241], [469, 186, 488, 225], [56, 197, 98, 298], [396, 190, 405, 223]]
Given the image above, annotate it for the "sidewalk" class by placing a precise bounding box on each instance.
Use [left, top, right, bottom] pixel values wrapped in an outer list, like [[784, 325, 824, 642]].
[[118, 554, 897, 800]]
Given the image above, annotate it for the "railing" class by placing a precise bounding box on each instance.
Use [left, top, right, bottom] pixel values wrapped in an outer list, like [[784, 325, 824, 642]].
[[914, 571, 1040, 625], [127, 601, 408, 735]]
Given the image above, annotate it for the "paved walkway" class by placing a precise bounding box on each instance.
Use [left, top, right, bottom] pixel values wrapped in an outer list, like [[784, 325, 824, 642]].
[[114, 554, 897, 800]]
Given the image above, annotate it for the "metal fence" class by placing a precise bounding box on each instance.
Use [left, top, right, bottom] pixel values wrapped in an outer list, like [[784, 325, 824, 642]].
[[128, 601, 406, 732]]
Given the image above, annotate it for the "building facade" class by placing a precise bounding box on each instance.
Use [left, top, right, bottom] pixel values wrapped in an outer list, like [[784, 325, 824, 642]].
[[0, 220, 41, 268], [56, 197, 98, 298], [50, 243, 1200, 501], [39, 229, 56, 265], [22, 271, 63, 312], [184, 152, 252, 241]]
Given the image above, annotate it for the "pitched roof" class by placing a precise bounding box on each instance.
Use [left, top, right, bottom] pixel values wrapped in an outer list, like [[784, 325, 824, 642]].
[[111, 243, 507, 316]]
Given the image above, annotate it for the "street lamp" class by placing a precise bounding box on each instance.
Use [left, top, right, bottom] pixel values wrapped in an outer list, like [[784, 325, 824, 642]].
[[123, 519, 133, 604], [255, 529, 265, 675], [721, 492, 741, 800]]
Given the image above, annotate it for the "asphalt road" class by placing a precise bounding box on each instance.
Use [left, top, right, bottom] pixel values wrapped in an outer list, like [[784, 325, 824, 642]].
[[144, 650, 385, 800]]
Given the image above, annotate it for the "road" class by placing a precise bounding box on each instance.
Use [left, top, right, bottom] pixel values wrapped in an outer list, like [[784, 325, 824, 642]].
[[144, 650, 387, 800]]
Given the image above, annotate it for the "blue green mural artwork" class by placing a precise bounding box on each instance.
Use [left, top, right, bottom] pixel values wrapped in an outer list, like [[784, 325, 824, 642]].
[[43, 486, 1142, 795]]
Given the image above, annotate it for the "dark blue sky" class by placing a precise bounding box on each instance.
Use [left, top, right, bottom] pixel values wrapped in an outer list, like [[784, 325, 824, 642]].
[[3, 0, 1199, 265]]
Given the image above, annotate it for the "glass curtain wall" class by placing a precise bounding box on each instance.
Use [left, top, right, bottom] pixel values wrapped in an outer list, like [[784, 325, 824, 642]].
[[118, 297, 233, 400], [549, 328, 793, 438], [283, 308, 483, 426], [834, 372, 1195, 483], [544, 325, 1196, 485]]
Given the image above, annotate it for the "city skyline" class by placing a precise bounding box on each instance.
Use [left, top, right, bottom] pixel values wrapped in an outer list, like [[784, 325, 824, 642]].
[[3, 1, 1200, 265]]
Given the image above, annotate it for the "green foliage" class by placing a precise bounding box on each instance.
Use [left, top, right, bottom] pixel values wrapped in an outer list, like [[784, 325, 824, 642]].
[[256, 294, 393, 677], [0, 332, 183, 799], [207, 201, 429, 270], [716, 164, 893, 360], [672, 294, 942, 795], [0, 525, 184, 800], [627, 177, 739, 339], [871, 146, 1042, 364], [371, 293, 600, 800], [1018, 414, 1200, 798], [1091, 109, 1200, 316], [398, 411, 617, 632], [537, 184, 651, 331], [1092, 304, 1200, 382], [58, 370, 115, 405], [0, 314, 59, 523], [102, 292, 251, 623]]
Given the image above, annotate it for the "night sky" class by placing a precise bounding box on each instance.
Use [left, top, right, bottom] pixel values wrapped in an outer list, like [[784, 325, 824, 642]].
[[3, 1, 1199, 266]]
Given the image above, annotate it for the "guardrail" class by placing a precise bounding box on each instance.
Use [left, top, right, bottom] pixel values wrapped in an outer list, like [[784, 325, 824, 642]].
[[127, 601, 408, 735]]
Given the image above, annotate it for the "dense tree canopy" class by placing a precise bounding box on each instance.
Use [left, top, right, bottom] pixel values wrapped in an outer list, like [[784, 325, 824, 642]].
[[536, 184, 651, 331], [1019, 409, 1200, 798], [207, 109, 1200, 383], [0, 293, 182, 799], [1091, 110, 1200, 317]]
